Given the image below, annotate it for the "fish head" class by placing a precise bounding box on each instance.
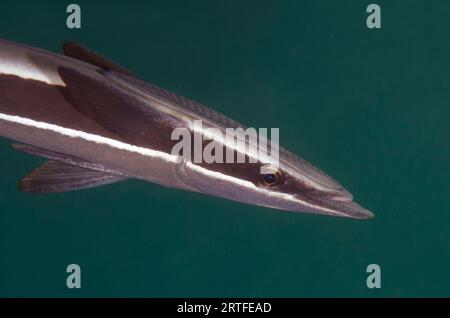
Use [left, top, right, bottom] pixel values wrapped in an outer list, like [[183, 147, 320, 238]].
[[177, 144, 373, 219], [252, 150, 375, 219]]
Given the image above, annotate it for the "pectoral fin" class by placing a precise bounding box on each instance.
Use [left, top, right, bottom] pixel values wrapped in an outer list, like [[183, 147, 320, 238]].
[[12, 143, 129, 193], [12, 143, 121, 174], [19, 161, 127, 194]]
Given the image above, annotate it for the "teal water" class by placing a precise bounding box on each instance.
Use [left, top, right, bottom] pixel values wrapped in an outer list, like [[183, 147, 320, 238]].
[[0, 0, 449, 297]]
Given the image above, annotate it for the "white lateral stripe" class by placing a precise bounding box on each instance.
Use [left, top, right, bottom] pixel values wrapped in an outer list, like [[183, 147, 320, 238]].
[[0, 62, 57, 85], [0, 113, 178, 163]]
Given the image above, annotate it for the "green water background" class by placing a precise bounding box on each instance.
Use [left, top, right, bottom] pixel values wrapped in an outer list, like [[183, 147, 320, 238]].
[[0, 0, 449, 297]]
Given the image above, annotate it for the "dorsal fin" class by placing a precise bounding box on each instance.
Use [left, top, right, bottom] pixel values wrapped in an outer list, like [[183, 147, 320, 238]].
[[103, 69, 248, 130], [63, 42, 134, 76], [19, 161, 127, 194]]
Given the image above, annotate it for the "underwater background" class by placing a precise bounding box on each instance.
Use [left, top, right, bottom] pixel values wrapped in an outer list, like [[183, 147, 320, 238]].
[[0, 0, 449, 297]]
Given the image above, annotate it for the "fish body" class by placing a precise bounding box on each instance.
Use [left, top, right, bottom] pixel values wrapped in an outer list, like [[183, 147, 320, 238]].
[[0, 39, 373, 219]]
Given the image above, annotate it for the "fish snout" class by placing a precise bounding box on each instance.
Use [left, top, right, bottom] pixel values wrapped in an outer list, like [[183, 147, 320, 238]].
[[298, 187, 374, 219]]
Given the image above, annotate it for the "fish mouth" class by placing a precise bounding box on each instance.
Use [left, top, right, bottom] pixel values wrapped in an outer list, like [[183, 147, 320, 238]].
[[296, 190, 375, 219], [252, 186, 374, 219], [324, 200, 374, 219]]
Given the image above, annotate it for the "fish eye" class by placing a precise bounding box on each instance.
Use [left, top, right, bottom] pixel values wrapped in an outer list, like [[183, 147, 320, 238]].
[[259, 168, 283, 188], [264, 173, 277, 184]]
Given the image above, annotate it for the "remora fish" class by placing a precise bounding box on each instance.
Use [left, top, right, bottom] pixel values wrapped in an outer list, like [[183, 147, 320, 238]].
[[0, 39, 373, 219]]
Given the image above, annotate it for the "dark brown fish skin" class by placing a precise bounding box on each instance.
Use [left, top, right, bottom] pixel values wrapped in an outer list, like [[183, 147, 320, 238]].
[[0, 39, 373, 219]]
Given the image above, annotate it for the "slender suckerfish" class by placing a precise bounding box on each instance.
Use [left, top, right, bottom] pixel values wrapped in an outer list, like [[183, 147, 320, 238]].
[[0, 39, 373, 219]]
